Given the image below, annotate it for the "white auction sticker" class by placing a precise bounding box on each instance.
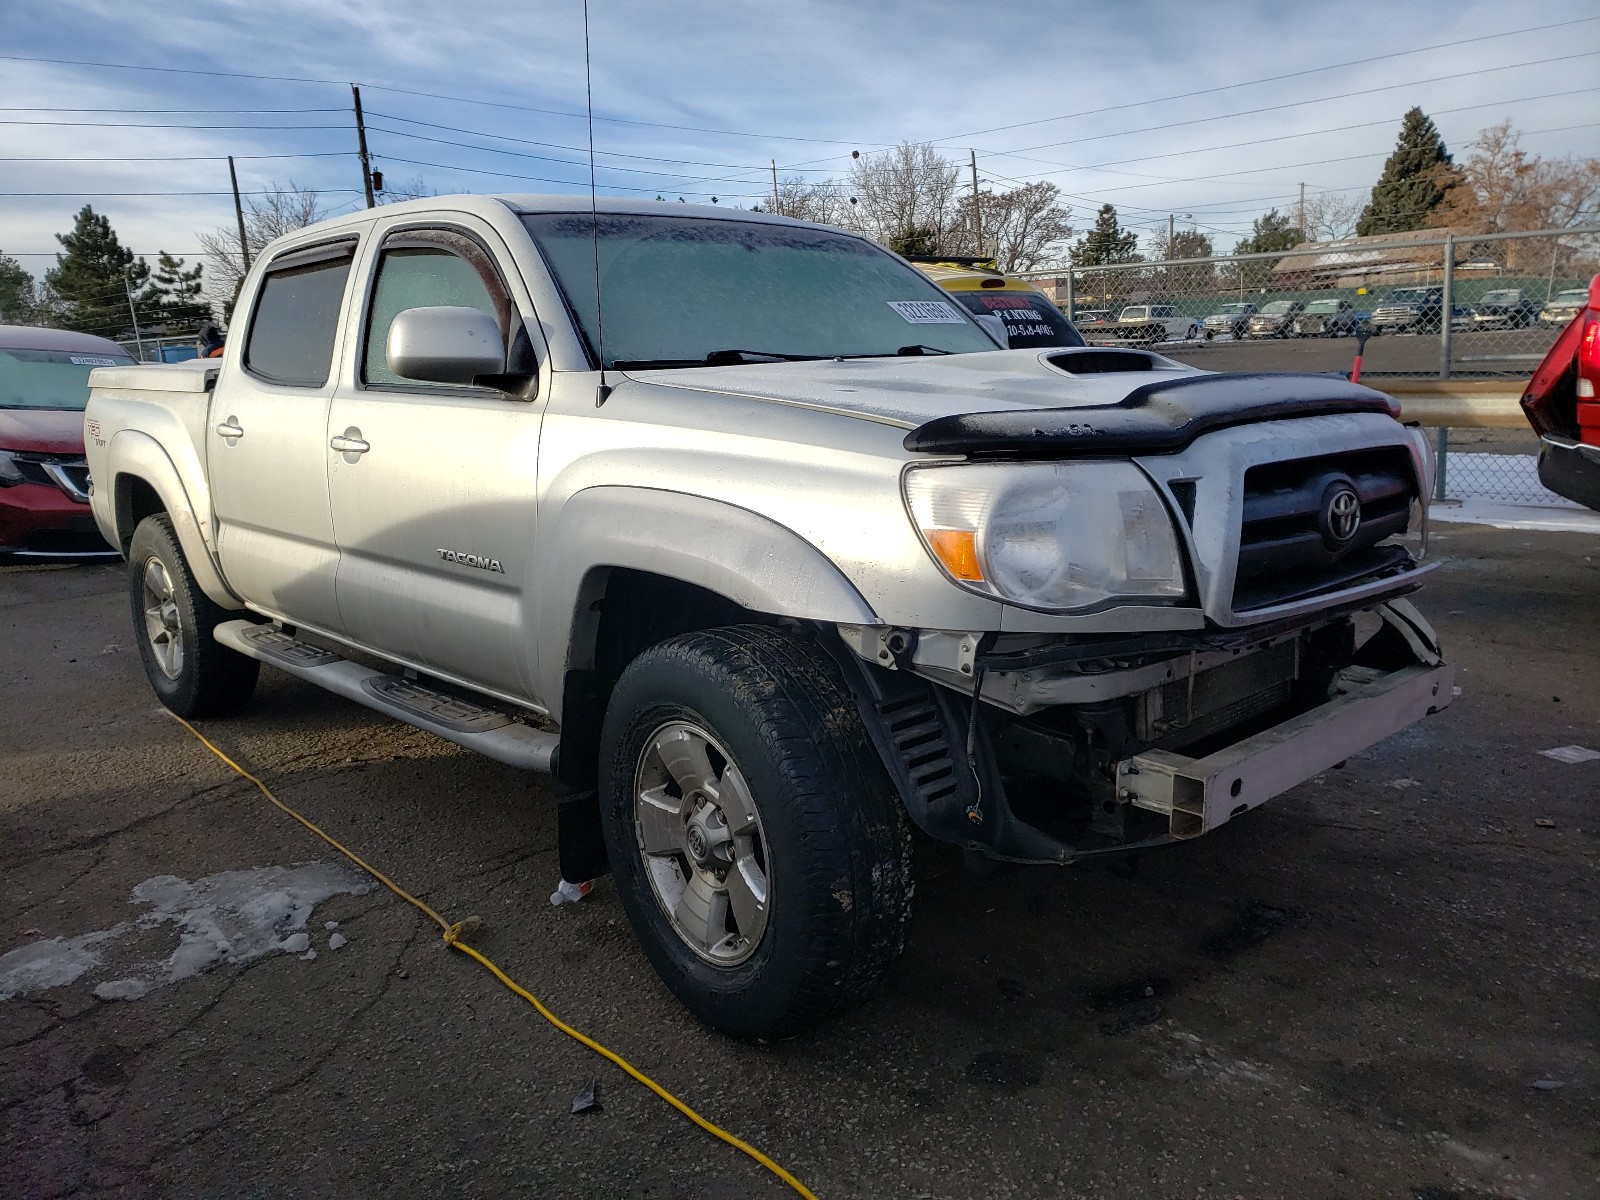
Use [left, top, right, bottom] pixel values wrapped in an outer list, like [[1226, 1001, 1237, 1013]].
[[70, 356, 121, 366], [887, 300, 966, 324]]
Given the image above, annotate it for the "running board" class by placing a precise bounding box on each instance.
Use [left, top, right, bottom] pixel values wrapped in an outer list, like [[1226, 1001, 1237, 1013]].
[[213, 620, 558, 773]]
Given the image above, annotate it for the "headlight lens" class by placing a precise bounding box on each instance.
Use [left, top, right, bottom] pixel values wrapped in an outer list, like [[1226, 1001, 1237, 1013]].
[[904, 461, 1187, 610], [0, 450, 24, 487]]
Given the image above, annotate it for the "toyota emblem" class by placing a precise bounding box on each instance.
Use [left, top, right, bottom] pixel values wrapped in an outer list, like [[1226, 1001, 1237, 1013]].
[[1323, 484, 1361, 545]]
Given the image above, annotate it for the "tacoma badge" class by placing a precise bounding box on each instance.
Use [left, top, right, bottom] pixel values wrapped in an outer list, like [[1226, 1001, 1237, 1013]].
[[436, 548, 506, 573]]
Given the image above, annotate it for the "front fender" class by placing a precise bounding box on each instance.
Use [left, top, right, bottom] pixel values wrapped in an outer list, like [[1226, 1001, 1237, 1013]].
[[535, 485, 880, 713], [106, 430, 241, 608]]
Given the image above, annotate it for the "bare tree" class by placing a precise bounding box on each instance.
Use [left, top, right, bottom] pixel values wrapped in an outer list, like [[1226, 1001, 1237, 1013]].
[[199, 182, 332, 313], [846, 142, 963, 251], [1431, 121, 1600, 271], [1434, 121, 1600, 235], [1300, 192, 1364, 241], [377, 174, 438, 203], [975, 181, 1073, 272], [769, 175, 847, 226]]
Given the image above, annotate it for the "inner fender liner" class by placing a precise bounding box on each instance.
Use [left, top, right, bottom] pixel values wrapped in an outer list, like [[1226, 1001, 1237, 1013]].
[[903, 372, 1401, 458], [819, 631, 1078, 865]]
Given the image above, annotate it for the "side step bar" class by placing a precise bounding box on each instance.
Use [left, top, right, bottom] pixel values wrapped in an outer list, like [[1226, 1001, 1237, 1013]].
[[214, 620, 558, 773]]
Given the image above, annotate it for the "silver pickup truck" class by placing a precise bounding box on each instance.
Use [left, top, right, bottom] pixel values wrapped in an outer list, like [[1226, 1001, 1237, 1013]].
[[84, 195, 1452, 1040]]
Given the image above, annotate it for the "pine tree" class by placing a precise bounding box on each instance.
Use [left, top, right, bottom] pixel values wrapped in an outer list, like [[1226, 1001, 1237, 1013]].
[[1072, 204, 1139, 266], [44, 206, 157, 338], [1229, 209, 1306, 289], [1356, 108, 1455, 236], [149, 252, 213, 332], [0, 252, 42, 324]]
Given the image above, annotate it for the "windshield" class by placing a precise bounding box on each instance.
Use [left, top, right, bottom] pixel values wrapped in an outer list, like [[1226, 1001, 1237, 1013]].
[[0, 347, 133, 410], [1304, 299, 1343, 314], [949, 290, 1084, 349], [1385, 289, 1434, 304], [1480, 290, 1518, 305], [1120, 307, 1149, 319], [522, 213, 998, 367], [1213, 304, 1252, 315], [1552, 290, 1587, 304], [1260, 301, 1295, 315]]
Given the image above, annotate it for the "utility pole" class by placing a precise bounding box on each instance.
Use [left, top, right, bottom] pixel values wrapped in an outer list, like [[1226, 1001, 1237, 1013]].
[[1298, 181, 1306, 236], [770, 159, 779, 215], [123, 272, 146, 361], [1168, 212, 1176, 254], [969, 149, 983, 260], [227, 156, 251, 274], [352, 84, 375, 209]]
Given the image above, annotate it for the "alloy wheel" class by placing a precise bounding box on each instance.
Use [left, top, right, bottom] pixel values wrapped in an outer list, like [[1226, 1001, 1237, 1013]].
[[633, 720, 771, 966], [141, 557, 184, 680]]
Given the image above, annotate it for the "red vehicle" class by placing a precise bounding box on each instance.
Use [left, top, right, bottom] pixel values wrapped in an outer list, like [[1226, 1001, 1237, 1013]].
[[0, 326, 135, 558], [1522, 275, 1600, 512]]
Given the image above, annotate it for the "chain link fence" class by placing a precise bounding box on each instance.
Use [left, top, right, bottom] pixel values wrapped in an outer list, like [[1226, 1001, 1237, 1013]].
[[1018, 225, 1599, 381]]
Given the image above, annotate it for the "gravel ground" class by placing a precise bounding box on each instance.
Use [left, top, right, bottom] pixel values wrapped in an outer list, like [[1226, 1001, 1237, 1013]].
[[2, 525, 1596, 1200]]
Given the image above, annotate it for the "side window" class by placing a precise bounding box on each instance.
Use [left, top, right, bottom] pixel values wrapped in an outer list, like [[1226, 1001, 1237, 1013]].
[[363, 238, 510, 389], [243, 243, 355, 386]]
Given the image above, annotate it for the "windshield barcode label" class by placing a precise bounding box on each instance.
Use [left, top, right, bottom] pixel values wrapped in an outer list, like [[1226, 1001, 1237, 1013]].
[[888, 300, 965, 324], [70, 356, 121, 366]]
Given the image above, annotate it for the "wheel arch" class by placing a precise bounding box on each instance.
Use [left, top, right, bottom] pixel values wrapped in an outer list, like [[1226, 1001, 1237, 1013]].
[[108, 431, 241, 608], [541, 486, 881, 789]]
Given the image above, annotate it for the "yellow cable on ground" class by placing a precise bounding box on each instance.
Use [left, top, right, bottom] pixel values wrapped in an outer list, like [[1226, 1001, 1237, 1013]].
[[168, 712, 818, 1200]]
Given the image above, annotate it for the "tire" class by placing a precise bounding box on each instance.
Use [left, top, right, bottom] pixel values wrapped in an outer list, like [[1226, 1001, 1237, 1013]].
[[598, 625, 913, 1040], [128, 514, 260, 718]]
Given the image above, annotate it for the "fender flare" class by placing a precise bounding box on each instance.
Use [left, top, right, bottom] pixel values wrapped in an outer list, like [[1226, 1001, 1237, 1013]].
[[536, 485, 880, 711], [108, 430, 242, 608]]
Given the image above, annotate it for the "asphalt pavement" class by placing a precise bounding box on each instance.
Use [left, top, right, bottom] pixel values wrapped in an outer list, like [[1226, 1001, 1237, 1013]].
[[2, 525, 1596, 1199], [1155, 325, 1558, 379]]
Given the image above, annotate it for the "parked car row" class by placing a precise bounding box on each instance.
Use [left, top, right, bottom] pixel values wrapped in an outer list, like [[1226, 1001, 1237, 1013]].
[[1195, 285, 1585, 340]]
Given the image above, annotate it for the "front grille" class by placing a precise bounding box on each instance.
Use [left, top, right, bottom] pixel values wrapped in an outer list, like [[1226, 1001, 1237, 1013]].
[[8, 452, 90, 501], [1232, 447, 1417, 612]]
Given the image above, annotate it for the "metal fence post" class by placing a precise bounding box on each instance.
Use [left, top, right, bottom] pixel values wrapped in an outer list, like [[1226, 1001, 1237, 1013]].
[[1065, 260, 1075, 320], [1434, 427, 1449, 501], [1438, 233, 1454, 379]]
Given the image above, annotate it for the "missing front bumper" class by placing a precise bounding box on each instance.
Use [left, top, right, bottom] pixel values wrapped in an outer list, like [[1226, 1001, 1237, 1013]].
[[1114, 659, 1454, 839]]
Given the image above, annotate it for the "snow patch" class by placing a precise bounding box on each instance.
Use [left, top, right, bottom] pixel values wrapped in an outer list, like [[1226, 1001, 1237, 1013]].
[[1, 863, 372, 1004], [0, 927, 126, 1001]]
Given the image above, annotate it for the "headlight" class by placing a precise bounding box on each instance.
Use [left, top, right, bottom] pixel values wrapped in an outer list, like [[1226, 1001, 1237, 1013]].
[[903, 461, 1187, 611], [0, 450, 24, 488]]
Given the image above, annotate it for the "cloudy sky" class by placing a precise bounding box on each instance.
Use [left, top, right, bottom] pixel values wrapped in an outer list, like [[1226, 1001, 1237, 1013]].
[[3, 0, 1597, 284]]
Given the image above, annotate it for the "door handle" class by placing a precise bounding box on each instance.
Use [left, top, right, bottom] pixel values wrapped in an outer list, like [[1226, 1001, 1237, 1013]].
[[215, 418, 244, 440], [330, 428, 370, 455]]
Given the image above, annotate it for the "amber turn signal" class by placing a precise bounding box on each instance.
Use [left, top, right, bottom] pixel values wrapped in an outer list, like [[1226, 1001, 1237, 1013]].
[[924, 528, 985, 582]]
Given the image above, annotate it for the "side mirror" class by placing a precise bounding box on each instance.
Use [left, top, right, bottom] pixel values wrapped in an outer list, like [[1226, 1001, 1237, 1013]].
[[387, 306, 505, 386]]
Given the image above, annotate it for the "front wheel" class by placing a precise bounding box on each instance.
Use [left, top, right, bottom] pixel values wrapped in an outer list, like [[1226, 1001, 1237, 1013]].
[[599, 626, 913, 1040], [128, 514, 259, 718]]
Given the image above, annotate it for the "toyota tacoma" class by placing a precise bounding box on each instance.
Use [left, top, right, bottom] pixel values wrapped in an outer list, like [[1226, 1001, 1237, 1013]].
[[84, 196, 1452, 1039]]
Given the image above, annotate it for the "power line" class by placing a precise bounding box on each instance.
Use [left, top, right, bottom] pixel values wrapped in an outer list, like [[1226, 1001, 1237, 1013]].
[[1001, 87, 1600, 184], [0, 189, 366, 197], [0, 106, 344, 114], [0, 52, 888, 147], [932, 16, 1599, 143], [982, 51, 1600, 160], [0, 152, 352, 162]]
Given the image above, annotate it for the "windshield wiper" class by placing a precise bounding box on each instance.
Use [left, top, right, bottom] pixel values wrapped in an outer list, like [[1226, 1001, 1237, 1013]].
[[612, 349, 826, 370], [838, 344, 954, 360]]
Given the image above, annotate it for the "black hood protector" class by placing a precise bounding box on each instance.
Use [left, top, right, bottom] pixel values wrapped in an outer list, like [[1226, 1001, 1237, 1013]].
[[904, 371, 1401, 458]]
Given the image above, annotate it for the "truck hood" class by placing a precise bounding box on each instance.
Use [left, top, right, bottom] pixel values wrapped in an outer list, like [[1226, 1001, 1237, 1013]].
[[628, 349, 1401, 458], [626, 348, 1206, 428], [0, 407, 87, 455]]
